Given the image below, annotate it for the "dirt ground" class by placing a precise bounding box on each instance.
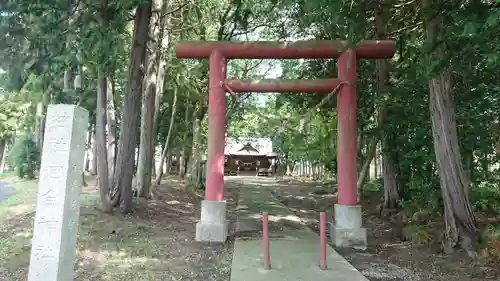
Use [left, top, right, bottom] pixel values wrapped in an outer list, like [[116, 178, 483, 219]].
[[0, 175, 237, 281], [272, 177, 500, 281], [2, 174, 499, 281]]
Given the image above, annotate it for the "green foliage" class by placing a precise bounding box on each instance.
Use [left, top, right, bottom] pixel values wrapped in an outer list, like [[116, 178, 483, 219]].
[[470, 182, 500, 216], [403, 178, 441, 213], [0, 94, 30, 138], [7, 134, 40, 180]]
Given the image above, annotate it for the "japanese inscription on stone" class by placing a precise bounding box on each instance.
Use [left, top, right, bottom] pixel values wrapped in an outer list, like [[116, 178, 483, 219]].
[[27, 105, 89, 281]]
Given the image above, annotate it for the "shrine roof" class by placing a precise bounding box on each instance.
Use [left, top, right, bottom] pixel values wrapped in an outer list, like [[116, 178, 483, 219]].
[[225, 137, 275, 156]]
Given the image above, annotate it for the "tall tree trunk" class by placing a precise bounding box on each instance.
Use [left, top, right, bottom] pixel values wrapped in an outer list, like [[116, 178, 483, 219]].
[[165, 149, 173, 175], [34, 102, 45, 149], [111, 1, 152, 213], [0, 139, 6, 174], [91, 130, 98, 175], [382, 153, 401, 209], [106, 76, 117, 174], [136, 0, 169, 198], [152, 155, 157, 177], [375, 0, 402, 209], [96, 72, 112, 212], [155, 143, 164, 178], [357, 136, 378, 197], [421, 0, 478, 256], [186, 103, 202, 185], [179, 150, 187, 178], [286, 162, 292, 176], [179, 104, 191, 179], [430, 72, 478, 254], [85, 127, 92, 171], [154, 89, 177, 185], [94, 0, 112, 212], [151, 0, 171, 178], [0, 142, 7, 173], [136, 73, 155, 198]]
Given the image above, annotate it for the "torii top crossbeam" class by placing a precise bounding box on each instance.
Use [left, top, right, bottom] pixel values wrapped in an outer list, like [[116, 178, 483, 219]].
[[175, 40, 396, 59]]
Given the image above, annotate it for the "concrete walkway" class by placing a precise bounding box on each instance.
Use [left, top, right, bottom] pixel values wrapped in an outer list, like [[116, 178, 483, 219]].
[[229, 176, 369, 281]]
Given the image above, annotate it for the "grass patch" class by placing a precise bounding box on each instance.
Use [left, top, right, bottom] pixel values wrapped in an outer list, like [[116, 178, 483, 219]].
[[0, 178, 38, 217], [0, 171, 16, 179], [0, 176, 234, 281], [0, 177, 103, 277]]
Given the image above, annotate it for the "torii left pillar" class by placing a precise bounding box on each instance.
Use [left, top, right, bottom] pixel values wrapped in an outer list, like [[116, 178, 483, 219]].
[[334, 49, 366, 249], [195, 49, 229, 242]]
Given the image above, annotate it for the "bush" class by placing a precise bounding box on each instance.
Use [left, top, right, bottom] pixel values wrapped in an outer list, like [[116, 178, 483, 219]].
[[404, 178, 442, 213], [470, 182, 500, 215], [402, 224, 431, 245], [7, 134, 41, 179]]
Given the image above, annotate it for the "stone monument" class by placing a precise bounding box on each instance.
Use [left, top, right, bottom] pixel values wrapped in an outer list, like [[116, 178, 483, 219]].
[[27, 105, 89, 281]]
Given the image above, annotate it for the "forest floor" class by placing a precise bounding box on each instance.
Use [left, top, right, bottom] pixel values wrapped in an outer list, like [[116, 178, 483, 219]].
[[272, 177, 500, 281], [1, 174, 498, 281], [0, 174, 237, 281]]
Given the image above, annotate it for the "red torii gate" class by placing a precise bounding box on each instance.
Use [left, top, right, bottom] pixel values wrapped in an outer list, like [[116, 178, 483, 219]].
[[175, 40, 396, 248]]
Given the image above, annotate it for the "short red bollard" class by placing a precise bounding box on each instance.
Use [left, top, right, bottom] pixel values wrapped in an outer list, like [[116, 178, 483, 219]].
[[262, 212, 271, 270], [319, 212, 327, 270]]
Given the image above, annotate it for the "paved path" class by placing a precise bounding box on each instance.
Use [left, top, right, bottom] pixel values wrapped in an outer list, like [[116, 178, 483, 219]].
[[229, 176, 369, 281], [0, 180, 14, 203]]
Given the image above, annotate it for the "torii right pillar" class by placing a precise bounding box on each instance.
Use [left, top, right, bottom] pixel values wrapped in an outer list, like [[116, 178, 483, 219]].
[[333, 48, 367, 249]]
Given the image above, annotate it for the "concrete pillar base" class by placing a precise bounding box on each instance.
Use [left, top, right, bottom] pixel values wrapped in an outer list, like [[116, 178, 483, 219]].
[[330, 204, 367, 250], [195, 200, 228, 243]]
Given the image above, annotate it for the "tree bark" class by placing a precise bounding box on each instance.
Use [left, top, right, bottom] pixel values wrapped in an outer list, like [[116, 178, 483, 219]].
[[357, 136, 378, 197], [85, 127, 92, 172], [151, 0, 171, 178], [34, 102, 45, 150], [421, 0, 478, 256], [94, 0, 112, 212], [136, 7, 159, 198], [106, 76, 117, 174], [91, 130, 98, 175], [0, 139, 6, 174], [136, 74, 155, 197], [154, 88, 177, 185], [179, 104, 191, 179], [429, 71, 478, 255], [165, 149, 173, 175], [111, 1, 152, 213], [186, 103, 202, 185], [96, 72, 112, 212], [382, 152, 401, 209]]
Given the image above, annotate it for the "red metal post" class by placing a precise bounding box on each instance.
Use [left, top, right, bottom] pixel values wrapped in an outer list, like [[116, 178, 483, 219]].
[[225, 79, 342, 93], [175, 40, 396, 59], [262, 212, 271, 270], [337, 49, 358, 205], [205, 49, 227, 201], [319, 212, 327, 270]]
